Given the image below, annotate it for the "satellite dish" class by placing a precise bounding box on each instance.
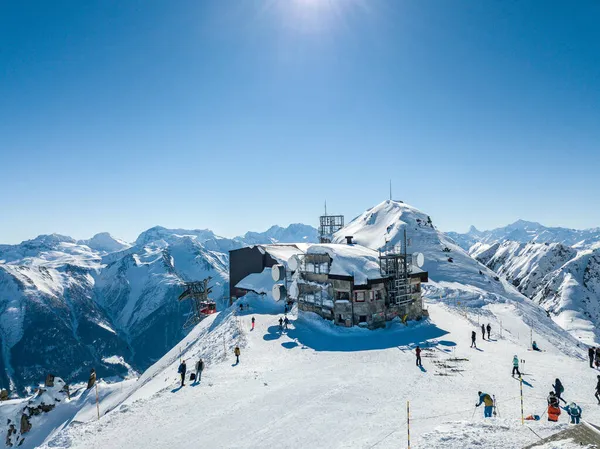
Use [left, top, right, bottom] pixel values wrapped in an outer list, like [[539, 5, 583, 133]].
[[271, 264, 285, 282], [415, 253, 425, 268], [272, 284, 286, 301], [288, 255, 299, 272]]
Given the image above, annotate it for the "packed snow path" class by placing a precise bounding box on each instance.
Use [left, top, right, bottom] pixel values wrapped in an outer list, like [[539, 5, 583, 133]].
[[39, 298, 600, 449]]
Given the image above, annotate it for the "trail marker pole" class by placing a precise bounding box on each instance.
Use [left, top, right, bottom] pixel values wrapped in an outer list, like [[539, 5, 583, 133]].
[[520, 378, 524, 425], [407, 401, 411, 449], [95, 382, 100, 420]]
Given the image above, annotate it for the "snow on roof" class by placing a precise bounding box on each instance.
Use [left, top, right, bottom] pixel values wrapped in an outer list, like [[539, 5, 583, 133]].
[[235, 267, 274, 295], [256, 244, 307, 264], [306, 243, 383, 285]]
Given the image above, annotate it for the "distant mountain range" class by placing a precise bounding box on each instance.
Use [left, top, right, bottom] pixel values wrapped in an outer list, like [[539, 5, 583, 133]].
[[447, 220, 600, 251], [0, 224, 318, 393], [2, 211, 600, 394], [448, 221, 600, 344]]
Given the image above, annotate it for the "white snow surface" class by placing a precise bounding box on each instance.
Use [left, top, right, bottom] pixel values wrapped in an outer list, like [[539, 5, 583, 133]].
[[17, 290, 600, 449]]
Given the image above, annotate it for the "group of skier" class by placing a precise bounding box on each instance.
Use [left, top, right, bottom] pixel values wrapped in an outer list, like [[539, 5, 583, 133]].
[[470, 323, 492, 349]]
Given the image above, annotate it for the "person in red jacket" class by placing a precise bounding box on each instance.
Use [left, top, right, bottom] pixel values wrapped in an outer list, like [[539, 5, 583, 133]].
[[415, 346, 422, 367]]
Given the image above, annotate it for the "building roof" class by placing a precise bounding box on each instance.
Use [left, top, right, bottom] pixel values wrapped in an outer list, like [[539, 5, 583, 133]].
[[306, 243, 383, 285], [522, 421, 600, 448], [255, 244, 308, 264]]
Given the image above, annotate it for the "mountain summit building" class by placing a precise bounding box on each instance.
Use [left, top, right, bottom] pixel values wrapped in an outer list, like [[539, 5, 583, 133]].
[[229, 238, 428, 329]]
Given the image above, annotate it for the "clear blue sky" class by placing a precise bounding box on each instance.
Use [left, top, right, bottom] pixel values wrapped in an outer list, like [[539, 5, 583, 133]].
[[1, 0, 599, 244]]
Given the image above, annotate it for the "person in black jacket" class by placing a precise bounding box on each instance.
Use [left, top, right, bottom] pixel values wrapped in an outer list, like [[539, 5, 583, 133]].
[[486, 323, 491, 340], [471, 331, 477, 348], [178, 360, 187, 387], [590, 347, 596, 369], [481, 324, 486, 340], [553, 378, 566, 404], [595, 375, 600, 404]]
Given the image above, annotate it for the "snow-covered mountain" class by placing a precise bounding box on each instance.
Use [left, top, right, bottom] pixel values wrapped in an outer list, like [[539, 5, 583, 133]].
[[332, 200, 523, 304], [77, 233, 131, 255], [236, 223, 318, 246], [0, 235, 131, 393], [0, 223, 317, 393], [448, 220, 600, 251], [472, 240, 600, 344]]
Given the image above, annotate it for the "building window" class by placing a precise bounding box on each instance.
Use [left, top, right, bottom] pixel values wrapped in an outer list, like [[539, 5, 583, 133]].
[[375, 290, 383, 301], [336, 291, 350, 301], [338, 314, 345, 324], [354, 291, 366, 302], [359, 315, 367, 323]]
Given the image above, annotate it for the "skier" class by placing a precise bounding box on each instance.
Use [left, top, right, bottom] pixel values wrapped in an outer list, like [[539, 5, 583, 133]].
[[251, 317, 255, 331], [595, 375, 600, 404], [589, 347, 595, 368], [553, 378, 566, 404], [195, 358, 204, 383], [563, 402, 582, 424], [475, 391, 494, 418], [279, 317, 284, 331], [415, 346, 422, 367], [595, 347, 600, 368], [547, 392, 561, 422], [471, 331, 477, 348], [532, 341, 540, 351], [178, 360, 187, 387], [486, 323, 491, 340], [481, 324, 486, 340], [512, 355, 521, 377], [234, 346, 241, 364], [283, 316, 290, 330]]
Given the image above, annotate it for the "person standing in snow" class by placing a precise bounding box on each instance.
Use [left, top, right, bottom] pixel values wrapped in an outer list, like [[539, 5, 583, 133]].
[[415, 346, 422, 367], [563, 402, 582, 424], [471, 331, 477, 348], [547, 392, 561, 422], [512, 355, 521, 377], [589, 347, 595, 368], [595, 375, 600, 404], [195, 358, 204, 383], [279, 317, 284, 331], [251, 317, 255, 331], [553, 378, 566, 404], [475, 391, 494, 418], [595, 347, 600, 368], [234, 346, 241, 364], [178, 360, 187, 387], [283, 316, 290, 330], [481, 324, 486, 340], [486, 323, 491, 340]]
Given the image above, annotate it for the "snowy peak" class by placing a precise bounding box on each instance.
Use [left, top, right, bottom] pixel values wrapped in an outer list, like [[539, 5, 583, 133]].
[[238, 223, 318, 245], [78, 232, 131, 255], [449, 220, 600, 250], [134, 226, 219, 247], [333, 200, 434, 250]]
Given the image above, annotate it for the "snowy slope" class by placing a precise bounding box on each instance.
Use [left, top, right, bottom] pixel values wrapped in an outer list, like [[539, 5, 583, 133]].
[[23, 293, 600, 449]]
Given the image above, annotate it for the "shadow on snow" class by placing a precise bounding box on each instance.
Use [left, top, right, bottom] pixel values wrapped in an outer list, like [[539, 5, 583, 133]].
[[281, 313, 451, 352]]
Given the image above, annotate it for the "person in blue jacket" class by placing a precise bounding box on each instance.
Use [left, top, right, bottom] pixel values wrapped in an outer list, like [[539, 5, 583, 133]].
[[563, 402, 582, 424], [476, 391, 494, 418]]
